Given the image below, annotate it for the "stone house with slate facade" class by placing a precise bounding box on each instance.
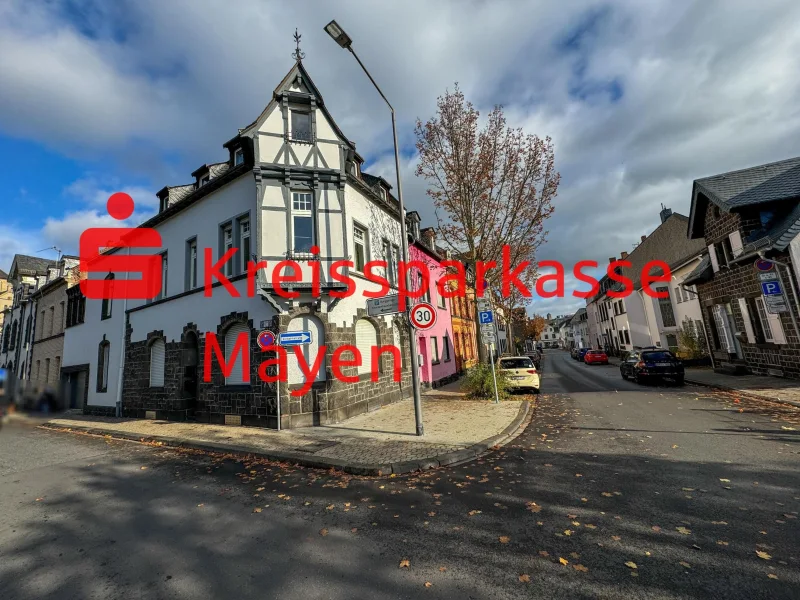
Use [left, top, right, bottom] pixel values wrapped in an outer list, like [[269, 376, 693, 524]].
[[684, 157, 800, 379], [61, 55, 414, 427]]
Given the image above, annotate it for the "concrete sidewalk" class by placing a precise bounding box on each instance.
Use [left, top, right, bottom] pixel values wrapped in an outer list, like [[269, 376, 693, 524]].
[[684, 367, 800, 407], [40, 390, 530, 476]]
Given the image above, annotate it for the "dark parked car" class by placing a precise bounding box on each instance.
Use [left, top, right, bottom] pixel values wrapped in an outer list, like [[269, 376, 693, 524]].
[[526, 351, 542, 369], [620, 350, 685, 385], [578, 348, 590, 361]]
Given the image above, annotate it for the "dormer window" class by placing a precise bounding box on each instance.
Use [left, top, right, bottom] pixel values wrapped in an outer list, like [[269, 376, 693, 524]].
[[199, 175, 210, 187], [234, 148, 244, 166], [291, 110, 313, 143]]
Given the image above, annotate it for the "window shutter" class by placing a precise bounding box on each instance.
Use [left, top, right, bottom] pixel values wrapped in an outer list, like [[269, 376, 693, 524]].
[[149, 339, 166, 387], [225, 323, 250, 385], [736, 299, 755, 343], [708, 245, 719, 273], [355, 319, 377, 375], [765, 304, 787, 344], [729, 231, 743, 258]]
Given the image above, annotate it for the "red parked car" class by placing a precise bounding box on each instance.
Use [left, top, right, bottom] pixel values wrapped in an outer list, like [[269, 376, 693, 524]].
[[583, 349, 609, 365]]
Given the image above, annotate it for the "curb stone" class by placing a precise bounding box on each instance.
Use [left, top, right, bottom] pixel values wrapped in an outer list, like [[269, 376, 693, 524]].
[[38, 399, 531, 477], [685, 378, 800, 409]]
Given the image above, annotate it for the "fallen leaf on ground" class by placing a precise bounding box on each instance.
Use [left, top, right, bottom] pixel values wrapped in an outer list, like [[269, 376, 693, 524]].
[[559, 557, 569, 566], [526, 502, 542, 513], [717, 540, 729, 546], [679, 561, 691, 568], [601, 492, 613, 497], [711, 521, 727, 525], [468, 510, 482, 516], [253, 507, 262, 513], [539, 550, 549, 557], [499, 536, 510, 544], [570, 552, 580, 559], [676, 527, 691, 535], [651, 525, 661, 532], [768, 573, 778, 579], [351, 528, 358, 533], [424, 582, 432, 588], [319, 528, 328, 536], [756, 551, 771, 560], [35, 498, 44, 502], [585, 524, 597, 529], [140, 466, 148, 470], [325, 504, 334, 511], [439, 566, 446, 572], [399, 559, 410, 568], [564, 530, 573, 536], [625, 561, 638, 569], [519, 574, 531, 583], [720, 478, 730, 483], [573, 564, 589, 572]]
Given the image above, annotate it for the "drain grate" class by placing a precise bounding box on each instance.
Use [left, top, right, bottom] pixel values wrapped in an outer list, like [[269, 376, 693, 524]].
[[294, 440, 340, 453]]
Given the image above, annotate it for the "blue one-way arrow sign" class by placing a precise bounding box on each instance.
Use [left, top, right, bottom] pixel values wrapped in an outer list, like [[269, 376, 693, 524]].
[[278, 331, 312, 346]]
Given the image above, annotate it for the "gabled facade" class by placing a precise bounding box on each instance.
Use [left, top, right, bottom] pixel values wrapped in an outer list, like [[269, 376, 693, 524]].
[[408, 227, 458, 388], [0, 254, 67, 390], [684, 157, 800, 378], [570, 308, 589, 349], [585, 209, 707, 355], [62, 57, 413, 427]]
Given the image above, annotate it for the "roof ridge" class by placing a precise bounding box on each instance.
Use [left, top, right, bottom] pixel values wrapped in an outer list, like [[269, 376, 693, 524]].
[[695, 155, 800, 182]]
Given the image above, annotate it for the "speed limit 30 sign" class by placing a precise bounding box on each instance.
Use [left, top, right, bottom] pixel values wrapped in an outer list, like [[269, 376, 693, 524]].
[[410, 302, 437, 331]]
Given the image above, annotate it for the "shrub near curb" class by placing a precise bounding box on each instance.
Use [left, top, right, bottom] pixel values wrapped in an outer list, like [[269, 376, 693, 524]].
[[463, 363, 510, 400]]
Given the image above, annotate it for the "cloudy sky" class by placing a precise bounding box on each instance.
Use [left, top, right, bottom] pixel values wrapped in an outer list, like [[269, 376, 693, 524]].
[[2, 0, 800, 316]]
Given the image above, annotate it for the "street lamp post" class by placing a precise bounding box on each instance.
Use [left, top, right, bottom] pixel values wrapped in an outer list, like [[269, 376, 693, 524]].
[[325, 20, 424, 436]]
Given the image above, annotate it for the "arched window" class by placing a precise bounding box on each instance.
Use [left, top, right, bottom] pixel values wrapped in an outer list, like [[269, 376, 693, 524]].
[[149, 339, 166, 387], [287, 315, 326, 386], [224, 323, 250, 385], [101, 274, 114, 320], [355, 319, 378, 376]]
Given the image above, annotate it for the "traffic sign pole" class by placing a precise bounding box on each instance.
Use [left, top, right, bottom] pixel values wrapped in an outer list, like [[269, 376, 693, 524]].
[[488, 343, 499, 404]]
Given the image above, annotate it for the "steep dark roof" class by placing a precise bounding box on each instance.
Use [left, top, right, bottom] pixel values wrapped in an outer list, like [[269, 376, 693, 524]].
[[689, 156, 800, 238], [0, 269, 6, 279], [589, 213, 706, 302], [9, 254, 57, 278], [694, 157, 800, 208]]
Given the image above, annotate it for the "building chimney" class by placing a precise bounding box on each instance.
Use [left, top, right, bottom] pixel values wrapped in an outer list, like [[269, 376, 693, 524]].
[[641, 235, 647, 243], [421, 227, 436, 250], [546, 313, 551, 320], [659, 203, 673, 223], [609, 257, 616, 264], [620, 251, 628, 260]]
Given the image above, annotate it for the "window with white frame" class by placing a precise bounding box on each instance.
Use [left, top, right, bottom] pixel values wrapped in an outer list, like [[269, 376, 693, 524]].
[[353, 223, 367, 272], [383, 239, 399, 287], [292, 192, 314, 253], [187, 238, 197, 290], [239, 216, 251, 272], [234, 148, 244, 166], [221, 224, 233, 276], [431, 337, 439, 363], [156, 252, 168, 301]]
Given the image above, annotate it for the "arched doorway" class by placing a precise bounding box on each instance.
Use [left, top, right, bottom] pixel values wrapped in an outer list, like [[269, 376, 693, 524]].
[[182, 331, 199, 417]]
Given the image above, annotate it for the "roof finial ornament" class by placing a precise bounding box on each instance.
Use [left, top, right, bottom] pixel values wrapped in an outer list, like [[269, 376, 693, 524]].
[[292, 28, 305, 61]]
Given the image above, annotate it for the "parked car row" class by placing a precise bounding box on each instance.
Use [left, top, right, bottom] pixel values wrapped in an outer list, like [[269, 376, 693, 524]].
[[570, 347, 608, 364]]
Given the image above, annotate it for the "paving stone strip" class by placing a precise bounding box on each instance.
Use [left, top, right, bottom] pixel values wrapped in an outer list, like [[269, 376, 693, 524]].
[[40, 397, 530, 475]]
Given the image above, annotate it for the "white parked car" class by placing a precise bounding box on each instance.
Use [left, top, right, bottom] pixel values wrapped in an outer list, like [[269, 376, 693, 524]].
[[499, 356, 540, 394]]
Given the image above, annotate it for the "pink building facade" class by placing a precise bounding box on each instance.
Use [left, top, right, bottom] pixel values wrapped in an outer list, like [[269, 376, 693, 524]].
[[409, 239, 458, 388]]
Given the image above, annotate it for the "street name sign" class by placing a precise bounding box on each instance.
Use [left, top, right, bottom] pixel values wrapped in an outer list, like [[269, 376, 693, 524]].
[[367, 295, 402, 317], [278, 331, 312, 346]]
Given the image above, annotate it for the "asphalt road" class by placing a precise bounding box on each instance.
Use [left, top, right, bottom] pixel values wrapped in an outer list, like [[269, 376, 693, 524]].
[[1, 350, 798, 599]]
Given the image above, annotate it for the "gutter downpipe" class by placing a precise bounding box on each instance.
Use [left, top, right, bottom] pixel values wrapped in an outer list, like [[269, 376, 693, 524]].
[[115, 247, 130, 417]]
